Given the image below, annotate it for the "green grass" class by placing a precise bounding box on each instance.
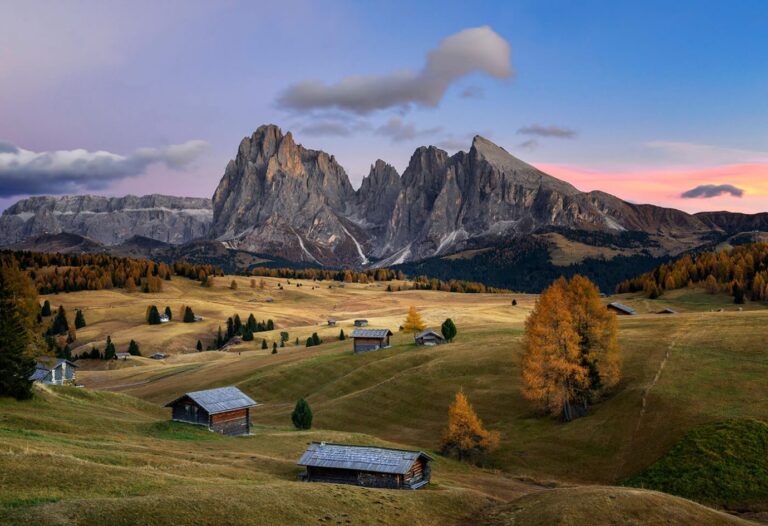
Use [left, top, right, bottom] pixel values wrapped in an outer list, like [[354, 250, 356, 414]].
[[626, 419, 768, 510]]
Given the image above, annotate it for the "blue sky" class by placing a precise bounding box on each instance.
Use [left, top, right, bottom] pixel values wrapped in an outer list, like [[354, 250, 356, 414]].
[[1, 0, 766, 212]]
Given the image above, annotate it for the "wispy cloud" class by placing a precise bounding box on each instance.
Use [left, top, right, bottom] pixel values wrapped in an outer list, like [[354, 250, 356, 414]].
[[0, 140, 208, 198], [646, 141, 768, 166], [276, 26, 512, 113], [681, 184, 744, 199], [519, 139, 539, 150], [517, 124, 576, 139], [375, 117, 442, 143]]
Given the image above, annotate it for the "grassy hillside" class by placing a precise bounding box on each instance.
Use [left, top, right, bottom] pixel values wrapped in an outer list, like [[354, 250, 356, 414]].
[[12, 274, 768, 523]]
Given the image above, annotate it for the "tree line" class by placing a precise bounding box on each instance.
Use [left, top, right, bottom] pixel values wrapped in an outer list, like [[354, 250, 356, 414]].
[[615, 242, 768, 303]]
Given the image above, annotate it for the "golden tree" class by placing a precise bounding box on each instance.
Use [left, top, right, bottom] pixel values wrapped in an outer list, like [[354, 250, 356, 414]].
[[402, 306, 426, 333], [440, 390, 499, 463]]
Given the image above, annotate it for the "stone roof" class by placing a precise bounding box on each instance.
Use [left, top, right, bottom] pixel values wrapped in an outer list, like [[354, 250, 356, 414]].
[[297, 442, 432, 475], [165, 386, 257, 415], [351, 328, 393, 339], [607, 302, 636, 315]]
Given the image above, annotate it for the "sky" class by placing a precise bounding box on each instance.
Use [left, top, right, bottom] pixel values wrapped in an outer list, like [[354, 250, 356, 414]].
[[1, 0, 767, 214]]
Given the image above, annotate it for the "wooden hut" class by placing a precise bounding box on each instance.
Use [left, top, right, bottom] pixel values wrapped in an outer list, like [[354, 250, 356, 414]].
[[327, 319, 337, 326], [353, 319, 368, 327], [165, 386, 257, 436], [607, 302, 636, 316], [351, 328, 393, 353], [29, 358, 78, 385], [298, 442, 432, 490], [414, 328, 445, 346]]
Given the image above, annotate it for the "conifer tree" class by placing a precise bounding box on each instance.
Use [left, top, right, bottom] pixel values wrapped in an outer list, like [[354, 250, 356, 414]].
[[259, 338, 266, 349], [441, 318, 457, 342], [217, 326, 224, 348], [48, 305, 70, 335], [403, 306, 426, 333], [242, 329, 254, 342], [234, 314, 242, 334], [183, 306, 196, 323], [0, 262, 39, 400], [147, 305, 161, 325], [226, 317, 234, 340], [164, 306, 172, 321], [291, 398, 313, 429], [311, 332, 321, 346], [339, 329, 346, 341], [128, 340, 141, 356], [247, 313, 257, 332], [440, 390, 499, 463], [267, 319, 274, 330], [295, 337, 299, 345], [280, 331, 289, 343], [196, 340, 203, 352], [306, 337, 313, 347], [272, 342, 277, 354], [74, 309, 86, 329], [41, 299, 52, 317], [104, 336, 116, 360]]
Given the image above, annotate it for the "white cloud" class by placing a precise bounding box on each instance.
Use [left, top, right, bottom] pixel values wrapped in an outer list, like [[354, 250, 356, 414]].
[[0, 140, 208, 197], [375, 117, 442, 143], [277, 26, 512, 113], [646, 141, 768, 165]]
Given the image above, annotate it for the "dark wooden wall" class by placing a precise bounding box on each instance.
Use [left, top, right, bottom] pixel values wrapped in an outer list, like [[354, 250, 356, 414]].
[[171, 399, 210, 425], [210, 408, 249, 436]]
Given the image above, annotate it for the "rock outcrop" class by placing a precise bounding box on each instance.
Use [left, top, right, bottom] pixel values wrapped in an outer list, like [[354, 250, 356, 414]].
[[0, 194, 212, 246]]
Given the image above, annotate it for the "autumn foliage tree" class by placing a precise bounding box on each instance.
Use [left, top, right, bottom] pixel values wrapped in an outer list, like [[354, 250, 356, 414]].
[[522, 275, 620, 422], [402, 306, 426, 333], [440, 390, 499, 463]]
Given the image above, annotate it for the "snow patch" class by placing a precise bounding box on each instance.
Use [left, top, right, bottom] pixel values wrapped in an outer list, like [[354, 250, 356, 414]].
[[435, 229, 468, 255], [602, 214, 626, 231], [340, 225, 369, 265], [293, 230, 320, 264]]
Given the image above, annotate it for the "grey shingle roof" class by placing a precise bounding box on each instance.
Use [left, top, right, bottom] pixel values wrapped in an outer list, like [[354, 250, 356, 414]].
[[297, 442, 432, 475], [415, 328, 443, 339], [165, 386, 257, 414], [608, 302, 636, 315], [351, 328, 393, 339], [35, 357, 79, 370], [29, 368, 49, 381]]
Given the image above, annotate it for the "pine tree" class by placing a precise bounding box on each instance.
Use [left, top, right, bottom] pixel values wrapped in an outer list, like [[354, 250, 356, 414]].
[[164, 306, 172, 321], [128, 340, 141, 356], [339, 329, 346, 341], [147, 305, 161, 325], [291, 398, 313, 429], [242, 329, 254, 342], [247, 313, 257, 332], [403, 306, 426, 333], [183, 306, 196, 323], [295, 337, 299, 345], [0, 262, 39, 400], [512, 299, 517, 306], [41, 299, 52, 317], [234, 314, 242, 334], [261, 339, 268, 349], [311, 332, 321, 346], [272, 342, 277, 354], [217, 326, 224, 348], [196, 340, 203, 352], [267, 319, 274, 330], [48, 305, 70, 335], [226, 317, 235, 340], [441, 318, 457, 342], [104, 336, 116, 360], [306, 337, 313, 347], [280, 331, 289, 343], [280, 339, 285, 348], [440, 390, 499, 463], [74, 309, 86, 329]]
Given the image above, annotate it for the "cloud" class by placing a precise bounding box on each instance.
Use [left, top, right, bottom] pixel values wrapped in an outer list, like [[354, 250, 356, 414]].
[[459, 86, 484, 99], [277, 26, 512, 113], [519, 139, 539, 150], [680, 184, 745, 199], [0, 140, 208, 198], [646, 141, 768, 166], [517, 124, 576, 139], [375, 117, 442, 143], [435, 138, 469, 151], [297, 119, 372, 137]]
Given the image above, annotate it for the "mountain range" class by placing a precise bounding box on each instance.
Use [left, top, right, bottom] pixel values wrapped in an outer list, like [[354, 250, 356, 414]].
[[2, 124, 767, 290]]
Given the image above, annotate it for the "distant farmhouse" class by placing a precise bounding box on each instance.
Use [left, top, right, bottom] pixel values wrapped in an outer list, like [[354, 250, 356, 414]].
[[657, 308, 679, 315], [607, 302, 636, 316], [115, 352, 131, 360], [30, 358, 78, 385], [165, 386, 258, 436], [327, 319, 337, 326], [159, 314, 170, 323], [351, 328, 392, 353], [414, 328, 445, 346], [150, 352, 167, 360], [353, 319, 368, 327], [298, 442, 432, 490]]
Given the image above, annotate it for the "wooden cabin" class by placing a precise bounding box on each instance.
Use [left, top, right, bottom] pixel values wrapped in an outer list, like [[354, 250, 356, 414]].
[[414, 328, 445, 346], [165, 386, 257, 436], [351, 328, 393, 353], [607, 302, 636, 316], [657, 308, 679, 315], [327, 319, 337, 326], [115, 352, 131, 360], [29, 358, 78, 385], [353, 319, 368, 327], [298, 442, 432, 490]]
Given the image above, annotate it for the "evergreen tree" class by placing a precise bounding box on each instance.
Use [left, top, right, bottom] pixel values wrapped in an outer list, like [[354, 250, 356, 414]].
[[0, 262, 39, 400], [512, 299, 517, 306], [267, 319, 274, 330], [441, 318, 457, 342], [295, 337, 299, 345], [104, 336, 116, 360], [311, 332, 321, 346], [41, 299, 52, 317], [272, 342, 277, 354], [164, 306, 172, 321], [128, 340, 141, 356], [242, 329, 254, 342], [48, 305, 70, 335], [183, 306, 196, 323], [226, 317, 235, 340], [261, 339, 268, 350], [196, 339, 203, 352], [217, 326, 224, 348], [247, 313, 257, 332], [234, 314, 242, 335], [306, 337, 313, 347], [74, 309, 86, 329], [734, 282, 746, 304], [280, 331, 289, 343], [280, 339, 285, 348], [291, 398, 313, 430], [88, 347, 101, 360], [339, 329, 346, 341], [147, 305, 161, 325]]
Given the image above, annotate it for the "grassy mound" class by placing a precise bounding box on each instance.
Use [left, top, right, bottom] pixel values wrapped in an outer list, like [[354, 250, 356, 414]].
[[472, 486, 752, 526], [626, 419, 768, 509]]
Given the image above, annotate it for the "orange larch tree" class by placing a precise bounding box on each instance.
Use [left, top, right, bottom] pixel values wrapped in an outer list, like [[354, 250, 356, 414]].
[[440, 390, 499, 463], [402, 306, 427, 333]]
